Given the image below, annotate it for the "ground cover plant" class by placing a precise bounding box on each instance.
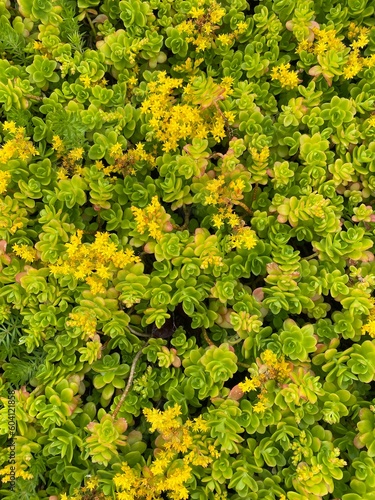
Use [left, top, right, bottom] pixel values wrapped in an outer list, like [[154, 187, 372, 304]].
[[1, 0, 375, 498]]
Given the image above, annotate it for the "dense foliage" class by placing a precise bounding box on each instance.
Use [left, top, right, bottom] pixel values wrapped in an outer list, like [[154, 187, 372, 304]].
[[1, 0, 375, 499]]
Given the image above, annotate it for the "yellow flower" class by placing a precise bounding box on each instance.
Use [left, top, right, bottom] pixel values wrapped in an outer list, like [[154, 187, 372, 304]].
[[86, 476, 99, 490], [230, 227, 258, 250], [109, 142, 123, 159], [80, 74, 92, 88], [144, 404, 182, 434], [236, 21, 248, 34], [250, 146, 270, 163], [111, 249, 141, 268], [0, 170, 11, 194], [190, 6, 204, 18], [67, 310, 97, 337], [210, 6, 225, 23], [217, 34, 233, 46], [253, 401, 267, 413], [262, 349, 278, 366], [57, 168, 68, 180], [270, 63, 299, 88], [212, 213, 225, 229], [296, 39, 313, 54], [239, 376, 261, 393], [12, 243, 38, 262], [10, 221, 23, 234], [343, 49, 364, 79], [69, 147, 84, 161], [200, 254, 223, 269], [362, 319, 375, 338], [3, 121, 17, 134], [52, 135, 64, 153]]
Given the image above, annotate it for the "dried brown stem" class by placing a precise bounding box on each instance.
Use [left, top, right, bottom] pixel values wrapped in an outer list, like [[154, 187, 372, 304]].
[[112, 346, 145, 419]]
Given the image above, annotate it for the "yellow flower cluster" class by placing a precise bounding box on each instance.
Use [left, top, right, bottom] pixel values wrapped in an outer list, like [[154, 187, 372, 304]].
[[0, 463, 33, 482], [52, 136, 86, 177], [66, 309, 97, 338], [204, 176, 246, 207], [239, 349, 291, 414], [250, 146, 270, 164], [296, 25, 375, 80], [361, 298, 375, 338], [113, 404, 219, 500], [343, 45, 375, 80], [312, 27, 346, 55], [0, 170, 11, 194], [141, 72, 226, 152], [176, 0, 225, 52], [230, 227, 258, 250], [131, 196, 170, 241], [173, 57, 204, 76], [176, 1, 248, 52], [200, 254, 223, 269], [12, 243, 38, 262], [296, 463, 323, 482], [212, 206, 241, 230], [0, 122, 39, 164], [270, 63, 299, 88], [49, 230, 140, 294], [96, 142, 156, 176], [59, 476, 109, 500], [143, 404, 182, 434], [348, 23, 370, 49]]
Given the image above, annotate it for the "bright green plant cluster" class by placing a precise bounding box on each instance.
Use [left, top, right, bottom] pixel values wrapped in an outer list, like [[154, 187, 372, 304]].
[[1, 0, 375, 499]]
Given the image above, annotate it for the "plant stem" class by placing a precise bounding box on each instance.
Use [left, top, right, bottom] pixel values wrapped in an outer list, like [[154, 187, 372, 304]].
[[237, 361, 251, 368], [112, 346, 146, 419], [233, 200, 252, 215], [25, 94, 43, 101], [128, 325, 151, 338], [202, 328, 215, 346], [86, 11, 97, 39], [305, 252, 318, 261]]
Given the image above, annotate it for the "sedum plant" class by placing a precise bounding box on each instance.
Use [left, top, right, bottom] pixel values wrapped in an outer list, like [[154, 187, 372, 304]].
[[1, 0, 375, 499]]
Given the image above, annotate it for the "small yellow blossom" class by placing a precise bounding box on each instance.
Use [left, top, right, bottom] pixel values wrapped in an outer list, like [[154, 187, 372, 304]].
[[0, 170, 11, 194], [217, 34, 233, 46], [131, 196, 168, 241], [86, 476, 99, 490], [12, 243, 38, 262], [200, 254, 223, 269], [67, 310, 97, 338], [109, 142, 123, 159], [49, 230, 140, 295], [343, 49, 364, 79], [0, 126, 39, 164], [236, 21, 248, 34], [296, 39, 313, 54], [143, 404, 182, 434], [80, 74, 92, 88], [69, 147, 84, 161], [10, 221, 23, 234], [270, 63, 299, 88], [190, 6, 204, 18], [250, 145, 270, 163], [0, 464, 33, 482], [253, 401, 267, 413], [239, 376, 261, 393], [52, 135, 64, 153], [3, 121, 17, 135], [230, 226, 258, 250]]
